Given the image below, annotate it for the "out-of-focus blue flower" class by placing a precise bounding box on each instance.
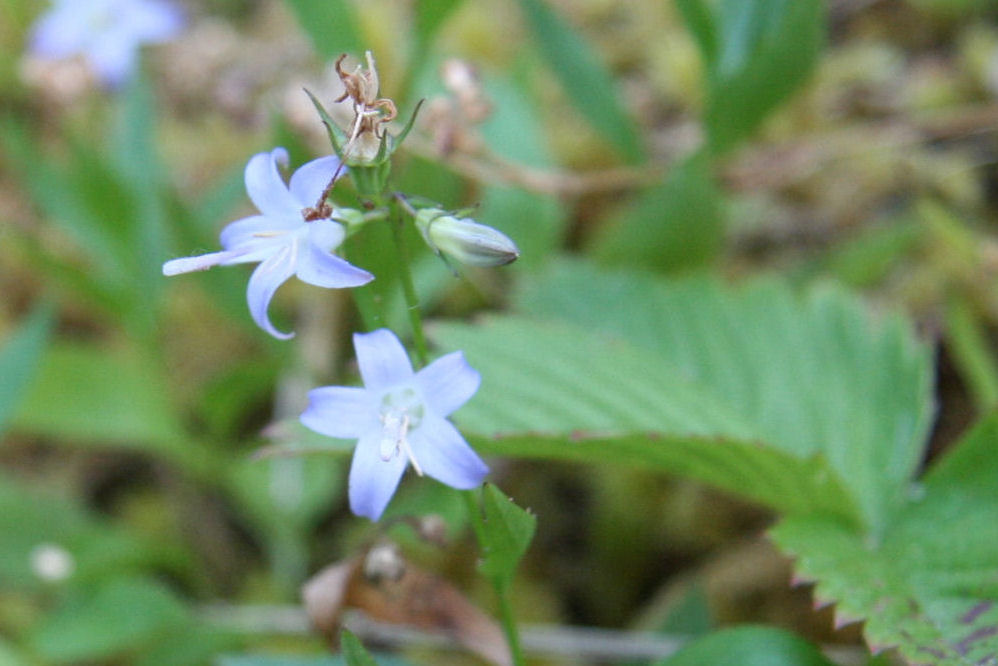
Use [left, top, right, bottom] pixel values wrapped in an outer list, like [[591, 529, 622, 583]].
[[163, 148, 373, 339], [29, 0, 183, 87], [301, 329, 488, 521]]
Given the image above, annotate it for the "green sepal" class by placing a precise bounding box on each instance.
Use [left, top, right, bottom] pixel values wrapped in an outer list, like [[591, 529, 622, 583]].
[[349, 159, 392, 198], [393, 99, 425, 148], [304, 88, 345, 159]]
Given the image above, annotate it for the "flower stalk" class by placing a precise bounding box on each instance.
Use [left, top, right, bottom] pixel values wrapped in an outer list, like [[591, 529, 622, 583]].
[[387, 200, 525, 666]]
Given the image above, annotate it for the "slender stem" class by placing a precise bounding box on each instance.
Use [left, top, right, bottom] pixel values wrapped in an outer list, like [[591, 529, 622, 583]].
[[463, 490, 526, 666], [389, 198, 429, 367], [497, 590, 525, 666], [387, 193, 523, 665]]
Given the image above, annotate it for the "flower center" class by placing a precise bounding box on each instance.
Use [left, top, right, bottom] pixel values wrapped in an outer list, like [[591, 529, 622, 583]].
[[378, 387, 425, 474]]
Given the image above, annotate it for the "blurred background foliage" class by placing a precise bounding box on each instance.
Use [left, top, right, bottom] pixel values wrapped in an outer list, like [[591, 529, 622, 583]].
[[1, 0, 998, 663]]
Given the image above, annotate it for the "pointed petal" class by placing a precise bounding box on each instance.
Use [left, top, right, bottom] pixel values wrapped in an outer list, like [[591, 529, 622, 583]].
[[289, 156, 343, 208], [409, 417, 488, 490], [349, 430, 408, 521], [297, 242, 373, 289], [415, 351, 480, 417], [244, 149, 299, 218], [306, 218, 346, 252], [354, 329, 414, 391], [300, 386, 375, 439], [246, 243, 297, 340], [163, 250, 237, 275], [220, 214, 299, 250]]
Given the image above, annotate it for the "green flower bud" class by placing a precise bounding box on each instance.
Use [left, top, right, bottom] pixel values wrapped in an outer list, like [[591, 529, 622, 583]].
[[415, 208, 519, 267]]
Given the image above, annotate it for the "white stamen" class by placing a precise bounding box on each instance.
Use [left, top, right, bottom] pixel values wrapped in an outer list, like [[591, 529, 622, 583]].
[[378, 411, 423, 476]]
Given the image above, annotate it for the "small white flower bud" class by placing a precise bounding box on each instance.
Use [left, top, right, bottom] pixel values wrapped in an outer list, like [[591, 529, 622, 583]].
[[415, 208, 519, 267]]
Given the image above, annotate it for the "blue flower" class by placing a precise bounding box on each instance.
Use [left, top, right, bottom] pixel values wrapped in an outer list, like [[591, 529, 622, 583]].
[[163, 148, 373, 339], [29, 0, 183, 87], [301, 329, 489, 521]]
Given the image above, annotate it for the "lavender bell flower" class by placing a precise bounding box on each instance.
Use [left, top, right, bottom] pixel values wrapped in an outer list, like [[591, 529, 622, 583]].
[[300, 329, 489, 521], [29, 0, 183, 87], [163, 148, 373, 339]]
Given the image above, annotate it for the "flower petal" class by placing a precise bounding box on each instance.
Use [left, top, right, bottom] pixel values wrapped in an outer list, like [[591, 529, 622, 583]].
[[300, 386, 375, 439], [306, 218, 346, 251], [30, 3, 90, 58], [163, 250, 238, 275], [349, 430, 408, 521], [246, 243, 297, 340], [354, 329, 414, 391], [297, 242, 373, 289], [244, 149, 300, 219], [289, 156, 343, 208], [415, 351, 481, 417], [220, 214, 300, 250], [409, 417, 488, 490]]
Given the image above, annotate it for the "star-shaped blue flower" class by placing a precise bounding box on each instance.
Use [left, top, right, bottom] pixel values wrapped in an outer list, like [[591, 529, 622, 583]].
[[29, 0, 183, 87], [301, 329, 489, 521], [163, 148, 373, 339]]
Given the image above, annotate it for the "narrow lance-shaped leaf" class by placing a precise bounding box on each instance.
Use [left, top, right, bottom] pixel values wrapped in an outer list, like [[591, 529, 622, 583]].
[[515, 0, 644, 162], [0, 302, 54, 434], [680, 0, 824, 154]]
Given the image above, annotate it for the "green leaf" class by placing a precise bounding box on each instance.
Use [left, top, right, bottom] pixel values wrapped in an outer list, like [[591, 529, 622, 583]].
[[0, 117, 165, 335], [515, 0, 644, 162], [477, 484, 537, 592], [945, 297, 998, 411], [689, 0, 824, 154], [772, 414, 998, 665], [432, 260, 933, 530], [11, 344, 198, 469], [675, 0, 717, 64], [30, 577, 192, 663], [656, 625, 836, 666], [414, 0, 464, 51], [111, 72, 170, 309], [0, 302, 54, 434], [341, 629, 379, 666], [590, 152, 724, 272], [283, 0, 364, 59], [436, 317, 854, 522]]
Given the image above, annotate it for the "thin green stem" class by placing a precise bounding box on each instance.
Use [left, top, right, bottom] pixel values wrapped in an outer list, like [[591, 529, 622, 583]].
[[389, 199, 429, 367], [462, 490, 526, 666]]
